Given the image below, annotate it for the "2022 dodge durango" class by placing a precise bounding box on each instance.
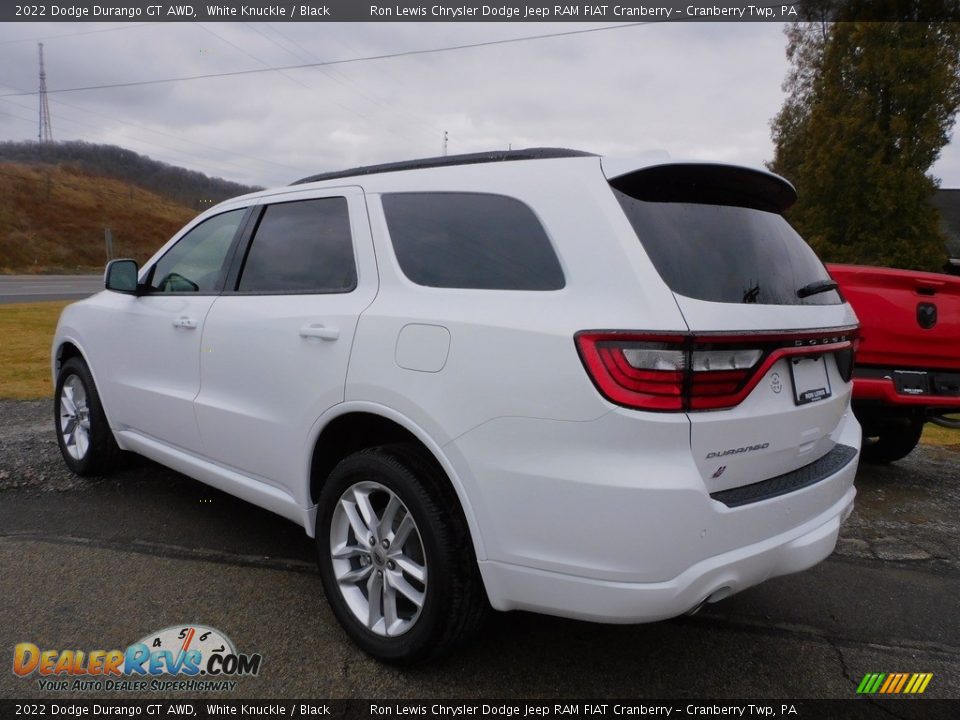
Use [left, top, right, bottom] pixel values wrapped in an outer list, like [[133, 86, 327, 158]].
[[52, 149, 861, 662]]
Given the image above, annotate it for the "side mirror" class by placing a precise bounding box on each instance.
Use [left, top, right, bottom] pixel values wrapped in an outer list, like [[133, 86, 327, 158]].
[[104, 259, 140, 295]]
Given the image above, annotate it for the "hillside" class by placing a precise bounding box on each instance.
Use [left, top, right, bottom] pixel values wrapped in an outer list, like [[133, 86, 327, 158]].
[[0, 162, 198, 273], [0, 141, 260, 210]]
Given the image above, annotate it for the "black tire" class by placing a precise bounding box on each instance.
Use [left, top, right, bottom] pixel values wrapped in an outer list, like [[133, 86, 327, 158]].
[[315, 444, 485, 663], [54, 357, 122, 476], [929, 413, 960, 430], [861, 418, 924, 464]]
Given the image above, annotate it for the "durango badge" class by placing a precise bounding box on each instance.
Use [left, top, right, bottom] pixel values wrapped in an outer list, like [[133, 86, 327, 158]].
[[706, 443, 770, 460]]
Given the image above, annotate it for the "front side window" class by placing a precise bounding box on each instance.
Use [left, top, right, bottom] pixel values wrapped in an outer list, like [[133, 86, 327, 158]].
[[381, 192, 565, 290], [148, 209, 246, 293], [236, 197, 356, 293]]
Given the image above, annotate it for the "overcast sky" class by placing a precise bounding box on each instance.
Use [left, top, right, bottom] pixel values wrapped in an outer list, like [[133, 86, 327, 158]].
[[1, 20, 959, 190]]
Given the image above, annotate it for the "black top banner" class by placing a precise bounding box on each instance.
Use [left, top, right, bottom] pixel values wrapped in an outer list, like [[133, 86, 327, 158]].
[[6, 1, 960, 23]]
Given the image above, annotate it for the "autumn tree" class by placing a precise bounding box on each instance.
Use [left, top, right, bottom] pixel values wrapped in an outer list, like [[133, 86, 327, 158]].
[[769, 2, 960, 270]]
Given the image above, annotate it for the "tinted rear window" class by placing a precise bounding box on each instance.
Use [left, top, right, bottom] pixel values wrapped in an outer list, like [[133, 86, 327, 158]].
[[381, 192, 564, 290], [613, 189, 840, 305], [237, 197, 356, 293]]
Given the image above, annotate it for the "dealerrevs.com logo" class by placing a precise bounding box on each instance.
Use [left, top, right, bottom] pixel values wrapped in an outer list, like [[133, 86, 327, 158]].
[[12, 625, 262, 693]]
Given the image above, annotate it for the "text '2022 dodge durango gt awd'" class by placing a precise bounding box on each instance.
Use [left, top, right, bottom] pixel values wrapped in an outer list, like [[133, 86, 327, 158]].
[[52, 149, 861, 661]]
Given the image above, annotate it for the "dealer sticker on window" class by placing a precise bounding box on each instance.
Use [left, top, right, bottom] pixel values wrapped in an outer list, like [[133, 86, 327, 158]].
[[789, 356, 832, 405]]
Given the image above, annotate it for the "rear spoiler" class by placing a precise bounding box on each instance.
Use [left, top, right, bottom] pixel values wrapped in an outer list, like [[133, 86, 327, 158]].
[[602, 160, 798, 214]]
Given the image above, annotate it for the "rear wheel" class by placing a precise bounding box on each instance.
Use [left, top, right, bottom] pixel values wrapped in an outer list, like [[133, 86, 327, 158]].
[[54, 357, 122, 476], [861, 418, 924, 464], [315, 445, 485, 662]]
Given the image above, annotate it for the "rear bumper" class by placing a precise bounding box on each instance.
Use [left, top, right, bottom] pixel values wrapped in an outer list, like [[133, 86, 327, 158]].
[[454, 408, 861, 623], [853, 376, 960, 409], [480, 483, 856, 623]]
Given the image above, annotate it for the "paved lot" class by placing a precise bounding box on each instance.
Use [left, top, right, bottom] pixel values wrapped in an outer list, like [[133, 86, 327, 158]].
[[0, 399, 957, 702], [0, 275, 102, 304]]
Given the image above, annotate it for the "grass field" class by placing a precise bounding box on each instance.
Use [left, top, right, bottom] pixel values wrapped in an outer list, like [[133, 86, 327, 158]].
[[0, 300, 958, 450], [922, 420, 960, 449], [0, 162, 195, 274], [0, 301, 69, 400]]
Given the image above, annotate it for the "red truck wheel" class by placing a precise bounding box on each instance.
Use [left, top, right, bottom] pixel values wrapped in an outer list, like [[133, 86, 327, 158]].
[[861, 419, 924, 464]]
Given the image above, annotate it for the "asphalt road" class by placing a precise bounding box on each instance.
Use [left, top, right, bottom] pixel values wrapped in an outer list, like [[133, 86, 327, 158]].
[[0, 275, 103, 304], [0, 399, 957, 704]]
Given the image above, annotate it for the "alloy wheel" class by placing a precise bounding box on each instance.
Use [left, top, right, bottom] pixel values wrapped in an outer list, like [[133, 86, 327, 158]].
[[329, 481, 428, 637]]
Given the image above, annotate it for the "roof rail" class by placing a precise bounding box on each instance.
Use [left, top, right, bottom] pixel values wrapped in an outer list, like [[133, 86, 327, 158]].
[[291, 147, 596, 185]]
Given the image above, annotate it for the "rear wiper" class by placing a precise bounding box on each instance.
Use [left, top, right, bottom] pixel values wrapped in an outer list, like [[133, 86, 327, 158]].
[[797, 279, 839, 299]]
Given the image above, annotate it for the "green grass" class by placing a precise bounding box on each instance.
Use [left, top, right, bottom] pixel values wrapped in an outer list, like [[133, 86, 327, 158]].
[[922, 419, 960, 448], [0, 301, 69, 400]]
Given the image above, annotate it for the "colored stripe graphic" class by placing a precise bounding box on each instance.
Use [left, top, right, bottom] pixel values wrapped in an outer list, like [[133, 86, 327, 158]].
[[857, 672, 932, 694], [893, 673, 909, 693], [879, 674, 896, 693]]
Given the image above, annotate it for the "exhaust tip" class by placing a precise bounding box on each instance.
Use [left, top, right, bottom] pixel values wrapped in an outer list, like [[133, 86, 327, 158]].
[[707, 586, 733, 603], [687, 586, 735, 616]]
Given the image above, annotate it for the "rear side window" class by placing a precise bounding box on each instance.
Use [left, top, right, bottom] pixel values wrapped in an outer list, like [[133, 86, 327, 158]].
[[613, 186, 841, 306], [237, 197, 356, 293], [381, 192, 564, 290]]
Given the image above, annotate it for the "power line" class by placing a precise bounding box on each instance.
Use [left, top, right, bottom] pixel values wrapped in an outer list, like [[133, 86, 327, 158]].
[[0, 99, 274, 181], [0, 22, 652, 99], [260, 22, 443, 138], [197, 24, 419, 145], [198, 24, 312, 90], [0, 80, 299, 173]]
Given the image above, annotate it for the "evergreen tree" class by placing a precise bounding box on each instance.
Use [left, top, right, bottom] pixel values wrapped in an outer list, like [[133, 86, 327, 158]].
[[770, 2, 960, 270]]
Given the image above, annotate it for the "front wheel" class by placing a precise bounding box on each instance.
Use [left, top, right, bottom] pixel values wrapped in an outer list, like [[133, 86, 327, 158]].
[[861, 418, 924, 464], [315, 445, 485, 662], [54, 357, 121, 476]]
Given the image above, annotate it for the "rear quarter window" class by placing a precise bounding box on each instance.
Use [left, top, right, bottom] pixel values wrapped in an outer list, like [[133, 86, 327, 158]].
[[381, 192, 565, 291]]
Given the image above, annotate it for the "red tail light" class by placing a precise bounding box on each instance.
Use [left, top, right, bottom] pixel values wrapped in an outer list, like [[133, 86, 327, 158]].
[[576, 328, 858, 412]]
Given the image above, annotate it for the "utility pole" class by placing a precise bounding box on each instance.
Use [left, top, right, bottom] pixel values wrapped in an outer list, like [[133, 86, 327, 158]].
[[442, 130, 448, 157], [38, 42, 53, 144]]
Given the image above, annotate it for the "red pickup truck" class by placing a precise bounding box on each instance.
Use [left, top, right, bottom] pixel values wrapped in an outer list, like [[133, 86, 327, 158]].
[[828, 264, 960, 463]]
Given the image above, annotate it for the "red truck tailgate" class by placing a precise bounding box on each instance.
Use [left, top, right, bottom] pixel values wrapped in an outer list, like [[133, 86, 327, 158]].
[[828, 264, 960, 371]]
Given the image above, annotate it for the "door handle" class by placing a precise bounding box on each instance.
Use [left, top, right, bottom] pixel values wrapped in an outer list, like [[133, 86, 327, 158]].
[[299, 324, 340, 341], [173, 317, 198, 329]]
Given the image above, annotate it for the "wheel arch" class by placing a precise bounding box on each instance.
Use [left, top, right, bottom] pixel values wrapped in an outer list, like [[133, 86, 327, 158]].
[[54, 338, 86, 376], [53, 337, 117, 432], [304, 403, 488, 561], [53, 336, 98, 390]]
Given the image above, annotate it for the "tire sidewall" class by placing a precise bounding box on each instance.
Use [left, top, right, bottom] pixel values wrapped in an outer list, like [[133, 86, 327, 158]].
[[316, 450, 452, 662], [54, 357, 104, 475], [861, 419, 924, 464]]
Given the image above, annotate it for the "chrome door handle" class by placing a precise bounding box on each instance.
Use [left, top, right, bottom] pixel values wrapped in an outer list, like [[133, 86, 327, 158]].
[[299, 324, 339, 341], [172, 317, 198, 329]]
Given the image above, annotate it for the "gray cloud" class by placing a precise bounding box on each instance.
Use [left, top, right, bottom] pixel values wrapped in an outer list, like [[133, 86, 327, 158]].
[[1, 21, 958, 190]]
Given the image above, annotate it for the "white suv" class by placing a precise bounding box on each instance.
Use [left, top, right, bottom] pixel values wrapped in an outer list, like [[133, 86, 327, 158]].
[[52, 149, 860, 662]]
